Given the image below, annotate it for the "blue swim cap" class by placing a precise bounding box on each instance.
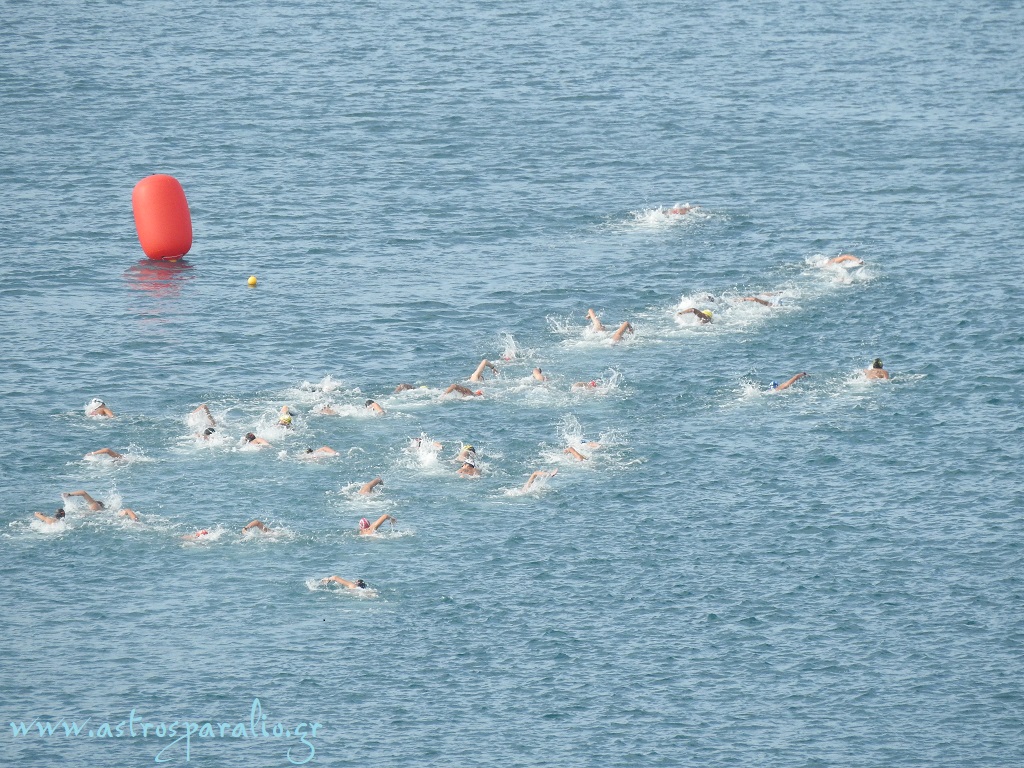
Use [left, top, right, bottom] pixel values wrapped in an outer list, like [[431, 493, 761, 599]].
[[769, 381, 779, 389]]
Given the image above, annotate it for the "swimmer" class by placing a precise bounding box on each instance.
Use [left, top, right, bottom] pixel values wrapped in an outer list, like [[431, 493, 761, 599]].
[[769, 372, 808, 392], [61, 490, 106, 511], [365, 399, 385, 415], [191, 403, 216, 427], [86, 399, 115, 418], [457, 457, 480, 477], [84, 447, 124, 460], [394, 383, 415, 393], [314, 404, 338, 415], [278, 406, 294, 428], [739, 297, 772, 307], [571, 380, 599, 390], [676, 307, 713, 323], [320, 576, 369, 590], [358, 514, 395, 535], [828, 254, 863, 266], [243, 432, 272, 447], [586, 308, 606, 332], [303, 446, 339, 458], [34, 508, 66, 525], [522, 469, 557, 491], [455, 444, 476, 462], [532, 368, 546, 382], [182, 529, 210, 541], [564, 446, 589, 461], [119, 508, 139, 522], [444, 384, 483, 397], [358, 477, 384, 495], [469, 359, 498, 382], [667, 202, 693, 215], [198, 427, 217, 440], [242, 519, 270, 533], [864, 358, 890, 380]]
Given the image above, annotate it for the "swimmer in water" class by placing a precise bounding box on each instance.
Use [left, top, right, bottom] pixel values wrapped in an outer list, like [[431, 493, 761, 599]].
[[863, 358, 890, 380], [532, 368, 546, 382], [86, 399, 115, 418], [457, 456, 481, 476], [469, 359, 498, 382], [739, 297, 773, 307], [358, 514, 395, 535], [191, 403, 216, 428], [85, 447, 125, 460], [243, 432, 272, 447], [666, 202, 693, 215], [444, 384, 484, 397], [358, 477, 384, 495], [365, 399, 385, 415], [676, 307, 713, 323], [455, 444, 476, 462], [572, 380, 600, 390], [586, 308, 606, 332], [611, 321, 634, 343], [34, 508, 66, 525], [827, 254, 863, 266], [320, 576, 369, 590], [302, 446, 339, 458], [564, 446, 589, 461], [119, 508, 139, 521], [182, 529, 210, 541], [61, 490, 106, 511], [198, 427, 217, 440], [411, 436, 444, 451], [278, 406, 294, 428], [768, 372, 808, 392], [522, 469, 557, 491], [394, 383, 415, 393], [314, 403, 338, 415], [242, 520, 270, 533]]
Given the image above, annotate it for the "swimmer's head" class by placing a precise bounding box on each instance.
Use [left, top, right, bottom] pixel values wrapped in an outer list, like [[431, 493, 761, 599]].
[[702, 309, 713, 318], [55, 508, 65, 519], [872, 358, 883, 369], [358, 518, 370, 530], [464, 458, 476, 468], [203, 427, 215, 437], [355, 579, 368, 589], [464, 445, 475, 453], [279, 415, 292, 425], [769, 381, 780, 390], [244, 432, 256, 442], [304, 447, 314, 454]]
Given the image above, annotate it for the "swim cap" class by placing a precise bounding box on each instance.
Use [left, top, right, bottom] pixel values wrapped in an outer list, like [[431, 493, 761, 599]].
[[280, 415, 292, 424], [702, 310, 713, 318], [464, 458, 476, 468], [464, 445, 475, 452], [365, 399, 375, 407], [203, 427, 215, 436], [358, 518, 370, 530], [55, 508, 65, 519], [769, 381, 780, 389], [873, 358, 883, 368], [355, 579, 368, 589]]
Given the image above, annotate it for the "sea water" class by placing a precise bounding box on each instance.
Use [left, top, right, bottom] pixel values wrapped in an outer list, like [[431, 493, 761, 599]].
[[1, 1, 1022, 766]]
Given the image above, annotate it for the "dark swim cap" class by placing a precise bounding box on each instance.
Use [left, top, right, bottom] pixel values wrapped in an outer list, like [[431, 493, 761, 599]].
[[873, 358, 883, 368], [203, 427, 215, 436], [355, 579, 368, 589], [56, 508, 66, 519], [365, 399, 375, 407]]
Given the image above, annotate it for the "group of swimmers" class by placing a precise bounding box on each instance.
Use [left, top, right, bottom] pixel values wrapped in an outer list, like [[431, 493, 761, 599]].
[[35, 246, 889, 592]]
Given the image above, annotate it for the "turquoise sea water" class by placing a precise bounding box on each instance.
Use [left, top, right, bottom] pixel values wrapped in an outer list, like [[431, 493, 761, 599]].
[[2, 1, 1022, 766]]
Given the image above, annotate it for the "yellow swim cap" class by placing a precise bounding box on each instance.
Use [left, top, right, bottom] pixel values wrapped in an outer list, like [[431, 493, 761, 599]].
[[703, 310, 713, 318]]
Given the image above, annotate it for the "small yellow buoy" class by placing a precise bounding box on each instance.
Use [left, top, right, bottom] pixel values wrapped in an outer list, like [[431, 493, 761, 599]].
[[247, 275, 258, 287]]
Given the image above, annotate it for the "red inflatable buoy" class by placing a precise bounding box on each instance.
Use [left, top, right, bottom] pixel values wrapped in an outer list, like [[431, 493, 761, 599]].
[[132, 174, 193, 261]]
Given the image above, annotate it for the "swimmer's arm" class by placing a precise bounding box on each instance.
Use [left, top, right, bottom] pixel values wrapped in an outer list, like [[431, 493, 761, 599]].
[[470, 359, 497, 382], [368, 514, 395, 533], [242, 520, 269, 532], [34, 512, 53, 523], [322, 576, 357, 588], [775, 372, 808, 391], [191, 404, 215, 425], [86, 448, 123, 459], [740, 297, 771, 306], [359, 477, 384, 495], [120, 508, 139, 522], [564, 447, 588, 461], [611, 321, 634, 342]]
